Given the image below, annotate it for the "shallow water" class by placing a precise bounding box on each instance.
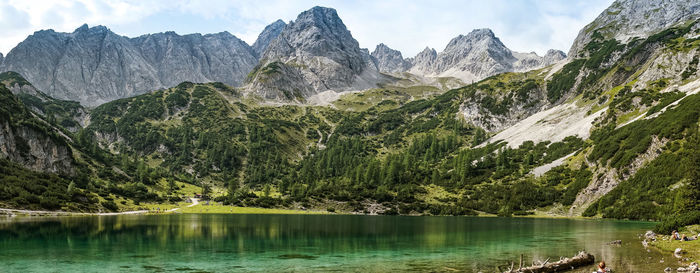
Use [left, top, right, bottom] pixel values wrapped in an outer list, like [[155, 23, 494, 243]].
[[0, 214, 680, 272]]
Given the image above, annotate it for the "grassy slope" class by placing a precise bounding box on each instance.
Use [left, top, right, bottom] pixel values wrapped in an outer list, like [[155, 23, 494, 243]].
[[650, 225, 700, 263]]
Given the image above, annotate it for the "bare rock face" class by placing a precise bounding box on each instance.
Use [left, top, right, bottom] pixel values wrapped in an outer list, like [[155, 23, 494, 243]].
[[252, 19, 287, 57], [0, 53, 3, 66], [247, 6, 383, 100], [0, 120, 74, 174], [407, 47, 437, 75], [569, 0, 700, 58], [131, 31, 258, 89], [1, 24, 258, 106], [543, 49, 567, 65], [371, 43, 412, 73], [0, 85, 75, 174], [408, 29, 565, 82], [512, 49, 566, 72]]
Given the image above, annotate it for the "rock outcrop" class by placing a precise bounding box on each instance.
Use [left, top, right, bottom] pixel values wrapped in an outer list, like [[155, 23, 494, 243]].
[[543, 49, 567, 65], [371, 43, 412, 73], [130, 31, 258, 89], [408, 29, 565, 82], [0, 84, 75, 174], [569, 0, 700, 57], [1, 24, 258, 106], [246, 6, 384, 100], [512, 49, 567, 72], [407, 47, 438, 75], [252, 19, 287, 57]]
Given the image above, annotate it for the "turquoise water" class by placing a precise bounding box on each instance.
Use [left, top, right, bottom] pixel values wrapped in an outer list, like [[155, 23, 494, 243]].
[[0, 214, 673, 272]]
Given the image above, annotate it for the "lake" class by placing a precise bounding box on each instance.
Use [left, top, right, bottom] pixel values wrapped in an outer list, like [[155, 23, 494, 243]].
[[0, 214, 675, 272]]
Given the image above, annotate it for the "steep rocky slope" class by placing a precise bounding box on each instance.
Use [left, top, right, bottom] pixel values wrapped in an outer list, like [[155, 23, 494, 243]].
[[130, 31, 258, 88], [1, 25, 257, 106], [245, 6, 385, 100], [569, 0, 700, 57], [252, 20, 287, 57], [371, 43, 412, 73], [0, 80, 75, 174]]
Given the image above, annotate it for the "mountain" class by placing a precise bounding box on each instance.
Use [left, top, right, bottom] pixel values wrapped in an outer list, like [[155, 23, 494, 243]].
[[371, 43, 412, 73], [252, 19, 287, 57], [408, 29, 566, 82], [407, 47, 438, 75], [245, 6, 384, 100], [0, 24, 257, 106], [569, 0, 700, 57]]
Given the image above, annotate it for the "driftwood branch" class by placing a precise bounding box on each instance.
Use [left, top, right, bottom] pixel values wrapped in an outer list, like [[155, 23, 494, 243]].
[[502, 251, 594, 273], [519, 254, 523, 270]]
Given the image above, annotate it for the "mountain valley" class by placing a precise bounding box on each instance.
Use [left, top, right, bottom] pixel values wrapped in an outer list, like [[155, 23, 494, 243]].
[[0, 0, 698, 227]]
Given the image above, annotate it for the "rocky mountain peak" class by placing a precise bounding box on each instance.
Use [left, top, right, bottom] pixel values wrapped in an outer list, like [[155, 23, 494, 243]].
[[545, 49, 566, 59], [299, 6, 342, 25], [252, 19, 287, 57], [261, 6, 361, 65], [543, 49, 566, 64], [407, 28, 564, 82], [74, 23, 89, 33], [408, 28, 515, 81], [446, 28, 508, 53], [249, 6, 383, 100], [371, 43, 411, 73], [450, 28, 496, 43], [407, 47, 437, 74], [72, 24, 110, 35], [419, 46, 437, 57], [569, 0, 700, 57]]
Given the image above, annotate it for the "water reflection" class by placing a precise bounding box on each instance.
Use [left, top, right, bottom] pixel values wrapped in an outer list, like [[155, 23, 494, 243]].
[[0, 215, 669, 272]]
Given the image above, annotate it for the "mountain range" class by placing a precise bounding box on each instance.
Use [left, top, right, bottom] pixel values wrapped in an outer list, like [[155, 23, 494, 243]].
[[0, 0, 699, 223], [375, 29, 566, 82], [0, 6, 564, 106]]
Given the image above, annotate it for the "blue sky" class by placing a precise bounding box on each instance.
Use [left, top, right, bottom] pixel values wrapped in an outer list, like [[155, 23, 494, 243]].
[[0, 0, 614, 57]]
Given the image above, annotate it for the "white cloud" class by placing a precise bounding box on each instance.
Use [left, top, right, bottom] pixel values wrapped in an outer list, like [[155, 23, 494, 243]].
[[0, 0, 614, 58]]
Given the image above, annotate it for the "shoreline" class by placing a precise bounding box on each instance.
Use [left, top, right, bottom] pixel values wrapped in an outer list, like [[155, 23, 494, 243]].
[[0, 208, 149, 217], [0, 206, 661, 222]]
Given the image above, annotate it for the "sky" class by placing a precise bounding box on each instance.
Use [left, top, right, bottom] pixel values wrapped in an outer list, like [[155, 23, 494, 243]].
[[0, 0, 614, 57]]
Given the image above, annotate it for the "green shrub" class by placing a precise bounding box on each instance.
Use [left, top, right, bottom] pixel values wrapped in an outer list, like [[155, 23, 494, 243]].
[[654, 211, 700, 234], [101, 200, 119, 211], [547, 59, 585, 103]]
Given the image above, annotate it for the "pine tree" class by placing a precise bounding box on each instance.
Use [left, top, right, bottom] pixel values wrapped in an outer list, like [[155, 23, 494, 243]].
[[167, 178, 177, 195], [202, 183, 212, 200], [686, 132, 700, 211]]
